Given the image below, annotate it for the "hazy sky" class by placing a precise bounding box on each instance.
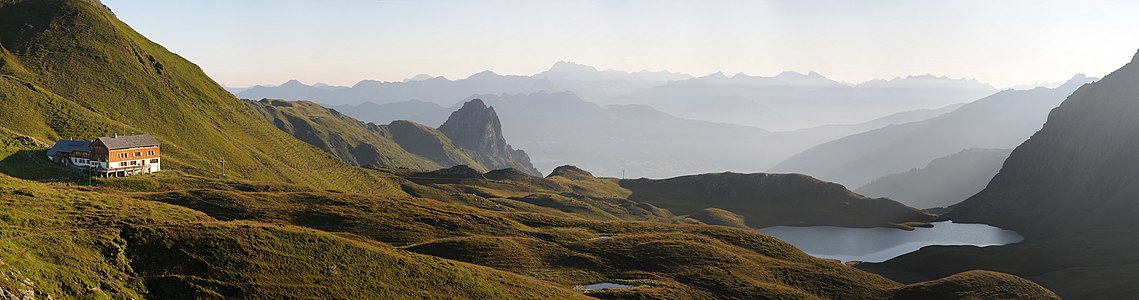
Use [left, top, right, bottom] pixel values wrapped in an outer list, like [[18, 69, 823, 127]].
[[102, 0, 1139, 88]]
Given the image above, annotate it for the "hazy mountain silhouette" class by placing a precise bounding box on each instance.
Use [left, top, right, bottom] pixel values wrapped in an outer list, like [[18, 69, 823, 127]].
[[609, 72, 997, 130], [782, 102, 965, 147], [860, 50, 1139, 300], [328, 92, 966, 179], [455, 92, 787, 178], [772, 74, 1095, 188], [233, 63, 996, 131], [403, 74, 436, 82], [328, 100, 451, 127], [237, 72, 557, 106], [532, 61, 692, 100], [856, 148, 1012, 209], [236, 62, 690, 107]]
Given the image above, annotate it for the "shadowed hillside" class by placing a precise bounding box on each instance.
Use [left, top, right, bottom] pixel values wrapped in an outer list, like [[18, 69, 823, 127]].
[[773, 75, 1095, 188], [619, 172, 935, 228], [856, 148, 1012, 209], [243, 99, 449, 170], [861, 50, 1139, 299]]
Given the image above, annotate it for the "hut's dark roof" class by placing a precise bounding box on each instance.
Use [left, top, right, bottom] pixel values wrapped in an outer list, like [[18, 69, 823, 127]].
[[47, 140, 92, 156], [94, 135, 159, 150]]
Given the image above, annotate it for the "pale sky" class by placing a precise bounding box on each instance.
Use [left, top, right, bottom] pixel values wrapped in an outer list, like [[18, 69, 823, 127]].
[[102, 0, 1139, 88]]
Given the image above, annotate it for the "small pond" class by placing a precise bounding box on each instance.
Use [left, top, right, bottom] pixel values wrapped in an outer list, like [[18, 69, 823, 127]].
[[756, 221, 1023, 263]]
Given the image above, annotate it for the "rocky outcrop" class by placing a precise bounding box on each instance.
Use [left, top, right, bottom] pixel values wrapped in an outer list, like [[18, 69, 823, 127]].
[[437, 99, 540, 176]]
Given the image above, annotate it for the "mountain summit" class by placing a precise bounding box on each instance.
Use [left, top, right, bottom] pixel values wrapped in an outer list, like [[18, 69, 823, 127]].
[[438, 99, 540, 175]]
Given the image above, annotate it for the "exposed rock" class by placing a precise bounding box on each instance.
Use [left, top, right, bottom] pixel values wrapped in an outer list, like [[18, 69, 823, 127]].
[[437, 99, 540, 176]]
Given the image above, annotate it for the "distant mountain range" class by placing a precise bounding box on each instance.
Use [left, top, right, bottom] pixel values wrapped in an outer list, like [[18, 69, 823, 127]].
[[608, 72, 998, 129], [236, 61, 690, 107], [323, 92, 965, 179], [235, 63, 1002, 130], [856, 148, 1012, 209], [862, 50, 1139, 300], [772, 74, 1096, 188]]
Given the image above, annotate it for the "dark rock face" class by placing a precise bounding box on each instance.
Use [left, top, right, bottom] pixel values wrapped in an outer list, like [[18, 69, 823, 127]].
[[438, 99, 540, 175]]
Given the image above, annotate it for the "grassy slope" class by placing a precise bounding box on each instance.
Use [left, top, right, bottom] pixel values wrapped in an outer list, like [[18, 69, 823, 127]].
[[395, 166, 679, 224], [0, 133, 586, 299], [381, 120, 490, 171], [243, 99, 444, 169], [0, 0, 400, 194], [0, 1, 1063, 298], [687, 208, 750, 229], [130, 177, 1057, 299], [0, 120, 1059, 299]]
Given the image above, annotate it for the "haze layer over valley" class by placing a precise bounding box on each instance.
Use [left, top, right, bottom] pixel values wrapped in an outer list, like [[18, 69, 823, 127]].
[[5, 0, 1137, 299], [235, 64, 1048, 179]]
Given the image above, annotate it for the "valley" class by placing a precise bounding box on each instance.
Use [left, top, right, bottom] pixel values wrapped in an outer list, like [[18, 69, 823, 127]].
[[2, 0, 1136, 299]]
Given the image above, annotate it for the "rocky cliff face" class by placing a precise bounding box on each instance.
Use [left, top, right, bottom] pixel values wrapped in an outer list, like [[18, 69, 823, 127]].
[[437, 99, 541, 175]]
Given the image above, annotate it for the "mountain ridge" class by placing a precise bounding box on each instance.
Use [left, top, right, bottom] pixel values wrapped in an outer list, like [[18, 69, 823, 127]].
[[772, 74, 1096, 188], [859, 50, 1139, 300]]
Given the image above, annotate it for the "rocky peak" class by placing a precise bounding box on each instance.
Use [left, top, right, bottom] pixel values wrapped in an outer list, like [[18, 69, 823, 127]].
[[546, 61, 600, 74], [437, 99, 540, 176], [281, 79, 307, 87], [438, 99, 500, 151], [1055, 74, 1096, 91]]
